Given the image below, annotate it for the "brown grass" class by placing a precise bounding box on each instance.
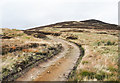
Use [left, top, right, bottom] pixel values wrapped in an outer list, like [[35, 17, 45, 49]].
[[58, 28, 118, 81]]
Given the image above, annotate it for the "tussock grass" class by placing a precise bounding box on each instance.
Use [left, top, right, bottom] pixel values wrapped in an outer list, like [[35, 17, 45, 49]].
[[2, 43, 63, 81], [59, 28, 118, 81]]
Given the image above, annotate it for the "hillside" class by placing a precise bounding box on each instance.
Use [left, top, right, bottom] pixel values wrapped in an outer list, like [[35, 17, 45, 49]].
[[1, 19, 119, 81], [25, 19, 119, 81], [27, 19, 119, 30]]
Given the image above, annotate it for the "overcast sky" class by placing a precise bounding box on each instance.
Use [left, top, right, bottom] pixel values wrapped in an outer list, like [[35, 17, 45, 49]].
[[1, 0, 119, 30]]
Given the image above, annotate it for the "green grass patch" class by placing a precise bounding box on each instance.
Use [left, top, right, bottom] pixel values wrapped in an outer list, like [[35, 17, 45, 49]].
[[82, 61, 89, 65], [24, 36, 31, 39]]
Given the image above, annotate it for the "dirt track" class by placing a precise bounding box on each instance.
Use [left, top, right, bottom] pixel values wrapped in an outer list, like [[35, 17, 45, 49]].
[[16, 36, 80, 81]]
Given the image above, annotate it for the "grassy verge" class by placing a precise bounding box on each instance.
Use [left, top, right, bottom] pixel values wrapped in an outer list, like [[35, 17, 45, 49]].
[[57, 28, 118, 81], [67, 41, 85, 81], [2, 44, 63, 81]]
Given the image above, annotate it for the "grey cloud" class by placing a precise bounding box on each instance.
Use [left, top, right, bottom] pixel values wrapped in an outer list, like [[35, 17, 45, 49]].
[[1, 0, 119, 29]]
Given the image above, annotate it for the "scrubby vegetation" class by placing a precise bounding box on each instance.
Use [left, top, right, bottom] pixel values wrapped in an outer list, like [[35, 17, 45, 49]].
[[1, 28, 63, 81], [2, 28, 25, 38], [33, 33, 47, 38], [2, 43, 39, 55], [73, 34, 117, 81], [61, 33, 78, 40], [2, 43, 62, 81], [1, 20, 119, 81], [55, 28, 118, 81]]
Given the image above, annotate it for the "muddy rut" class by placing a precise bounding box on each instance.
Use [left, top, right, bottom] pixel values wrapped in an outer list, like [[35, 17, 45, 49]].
[[16, 36, 80, 81]]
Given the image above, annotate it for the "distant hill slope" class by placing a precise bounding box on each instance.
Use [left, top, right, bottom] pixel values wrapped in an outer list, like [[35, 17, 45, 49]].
[[27, 19, 119, 30]]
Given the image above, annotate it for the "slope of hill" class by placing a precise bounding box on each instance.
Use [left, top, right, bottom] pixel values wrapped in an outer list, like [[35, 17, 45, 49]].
[[1, 19, 119, 81], [27, 19, 119, 30], [25, 19, 118, 81], [1, 28, 63, 81]]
